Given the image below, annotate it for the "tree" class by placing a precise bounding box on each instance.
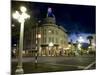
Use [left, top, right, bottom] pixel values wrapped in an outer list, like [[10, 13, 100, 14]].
[[87, 35, 93, 45]]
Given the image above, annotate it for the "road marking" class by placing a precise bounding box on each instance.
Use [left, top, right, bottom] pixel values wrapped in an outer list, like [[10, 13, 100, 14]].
[[84, 61, 95, 70], [45, 63, 85, 69]]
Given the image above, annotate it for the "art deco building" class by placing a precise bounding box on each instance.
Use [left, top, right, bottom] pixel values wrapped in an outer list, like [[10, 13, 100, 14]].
[[24, 8, 68, 56]]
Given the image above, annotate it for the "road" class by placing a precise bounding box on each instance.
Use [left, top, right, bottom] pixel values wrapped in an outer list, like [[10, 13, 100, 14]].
[[12, 56, 96, 69]]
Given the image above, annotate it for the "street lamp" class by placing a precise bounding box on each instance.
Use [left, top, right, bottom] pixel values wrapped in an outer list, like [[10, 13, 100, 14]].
[[12, 6, 30, 74], [13, 44, 17, 47], [77, 36, 84, 50], [34, 33, 41, 68], [78, 36, 84, 43], [34, 20, 41, 68], [37, 34, 41, 39], [78, 43, 82, 50], [12, 24, 15, 27], [77, 36, 84, 55]]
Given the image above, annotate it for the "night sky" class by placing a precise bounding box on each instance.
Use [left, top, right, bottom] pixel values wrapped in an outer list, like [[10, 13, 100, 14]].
[[12, 1, 96, 43]]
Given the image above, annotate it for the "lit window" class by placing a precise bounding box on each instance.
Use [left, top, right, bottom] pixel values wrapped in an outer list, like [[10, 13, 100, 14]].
[[48, 30, 51, 33]]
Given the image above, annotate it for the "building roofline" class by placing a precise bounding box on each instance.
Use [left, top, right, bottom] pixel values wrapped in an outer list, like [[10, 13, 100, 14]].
[[58, 25, 67, 33]]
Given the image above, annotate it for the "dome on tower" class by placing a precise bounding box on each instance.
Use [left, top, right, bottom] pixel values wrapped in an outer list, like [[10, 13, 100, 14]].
[[43, 8, 56, 24]]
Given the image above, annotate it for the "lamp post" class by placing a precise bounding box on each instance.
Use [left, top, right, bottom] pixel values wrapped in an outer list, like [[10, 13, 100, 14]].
[[35, 33, 41, 68], [78, 36, 84, 50], [34, 20, 41, 68], [12, 6, 30, 74], [77, 36, 84, 55]]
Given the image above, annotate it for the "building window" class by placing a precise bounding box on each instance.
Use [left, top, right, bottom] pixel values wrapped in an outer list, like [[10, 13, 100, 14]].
[[48, 29, 54, 35], [52, 30, 54, 34], [56, 31, 58, 35], [44, 37, 46, 43], [56, 38, 58, 43], [61, 40, 63, 44], [49, 37, 51, 42], [48, 29, 52, 33], [64, 34, 66, 38], [43, 29, 46, 35], [52, 37, 54, 42], [43, 28, 46, 35]]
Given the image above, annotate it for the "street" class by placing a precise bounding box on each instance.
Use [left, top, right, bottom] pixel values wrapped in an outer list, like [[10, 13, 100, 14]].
[[11, 55, 96, 74]]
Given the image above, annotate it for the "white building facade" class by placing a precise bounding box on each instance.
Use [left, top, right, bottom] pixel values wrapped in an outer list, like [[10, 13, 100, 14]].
[[24, 8, 68, 56]]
